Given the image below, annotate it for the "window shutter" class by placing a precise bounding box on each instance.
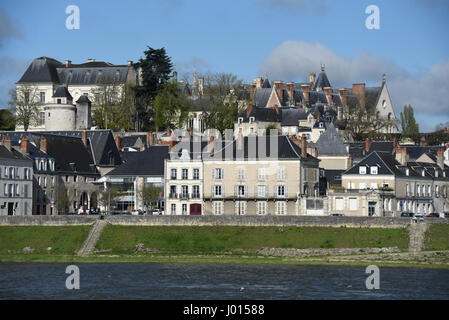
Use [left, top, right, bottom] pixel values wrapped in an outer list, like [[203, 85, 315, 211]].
[[274, 185, 277, 198], [234, 185, 238, 197], [244, 185, 248, 197], [221, 168, 224, 180], [254, 185, 258, 198], [265, 185, 268, 198], [285, 186, 288, 198], [212, 169, 215, 179]]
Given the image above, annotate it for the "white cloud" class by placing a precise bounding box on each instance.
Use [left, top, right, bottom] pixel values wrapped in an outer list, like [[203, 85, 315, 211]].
[[259, 40, 449, 130]]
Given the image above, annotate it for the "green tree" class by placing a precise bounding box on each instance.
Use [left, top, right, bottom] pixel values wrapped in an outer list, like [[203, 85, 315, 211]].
[[0, 109, 16, 130], [202, 99, 238, 134], [400, 104, 419, 138], [8, 85, 42, 131], [133, 46, 173, 131], [153, 81, 189, 131], [98, 187, 123, 212], [139, 184, 162, 214], [55, 182, 69, 215]]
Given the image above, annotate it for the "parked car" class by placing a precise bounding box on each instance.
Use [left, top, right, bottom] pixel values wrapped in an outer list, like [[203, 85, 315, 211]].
[[426, 213, 439, 218], [330, 213, 345, 217], [131, 209, 143, 216], [413, 214, 425, 222], [150, 209, 163, 216], [401, 212, 414, 217]]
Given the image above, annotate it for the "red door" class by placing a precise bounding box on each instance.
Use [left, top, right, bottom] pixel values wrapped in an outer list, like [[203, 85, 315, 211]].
[[190, 204, 202, 215]]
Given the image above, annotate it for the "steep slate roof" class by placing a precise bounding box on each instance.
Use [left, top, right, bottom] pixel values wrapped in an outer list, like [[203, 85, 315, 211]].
[[262, 78, 271, 88], [324, 169, 345, 187], [314, 70, 331, 90], [53, 86, 73, 99], [280, 108, 308, 126], [18, 57, 62, 83], [237, 106, 281, 123], [253, 88, 272, 107], [208, 136, 317, 161], [315, 123, 348, 155], [17, 57, 131, 85], [107, 145, 170, 176], [75, 95, 92, 104], [0, 130, 121, 167], [120, 135, 146, 149], [0, 145, 31, 162]]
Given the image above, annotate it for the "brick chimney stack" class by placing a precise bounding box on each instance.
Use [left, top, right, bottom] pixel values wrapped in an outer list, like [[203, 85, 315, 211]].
[[147, 131, 153, 148], [338, 88, 348, 106], [395, 145, 409, 166], [246, 103, 253, 118], [65, 60, 72, 68], [274, 81, 284, 101], [115, 135, 121, 154], [324, 87, 333, 104], [352, 83, 366, 108], [437, 148, 445, 169], [301, 84, 310, 104], [250, 84, 256, 100], [2, 136, 11, 151], [20, 137, 30, 154], [81, 130, 87, 146], [365, 138, 371, 153], [127, 60, 133, 67], [286, 82, 294, 101], [300, 134, 307, 158], [40, 137, 47, 153]]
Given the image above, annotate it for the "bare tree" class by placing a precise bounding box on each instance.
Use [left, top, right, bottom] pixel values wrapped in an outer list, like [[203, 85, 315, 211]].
[[8, 85, 42, 131]]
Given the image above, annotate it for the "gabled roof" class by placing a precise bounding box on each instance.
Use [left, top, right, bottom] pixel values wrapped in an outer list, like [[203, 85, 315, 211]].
[[107, 145, 170, 177], [315, 123, 348, 156]]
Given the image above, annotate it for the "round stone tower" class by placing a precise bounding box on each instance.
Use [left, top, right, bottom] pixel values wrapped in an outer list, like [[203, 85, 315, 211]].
[[44, 86, 76, 131]]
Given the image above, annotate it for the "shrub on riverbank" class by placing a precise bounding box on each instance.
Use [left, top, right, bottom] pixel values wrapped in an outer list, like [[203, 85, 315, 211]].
[[96, 225, 410, 255]]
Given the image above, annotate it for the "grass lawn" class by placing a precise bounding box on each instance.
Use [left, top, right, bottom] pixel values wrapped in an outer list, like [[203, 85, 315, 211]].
[[0, 226, 91, 255], [96, 225, 410, 255], [424, 224, 449, 251]]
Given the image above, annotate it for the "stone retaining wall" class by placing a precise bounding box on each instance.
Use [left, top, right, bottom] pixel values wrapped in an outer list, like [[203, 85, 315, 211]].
[[0, 215, 447, 228]]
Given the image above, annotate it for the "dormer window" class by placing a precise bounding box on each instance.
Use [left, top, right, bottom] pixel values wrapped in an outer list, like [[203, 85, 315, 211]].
[[406, 168, 409, 176], [422, 170, 425, 177], [359, 166, 366, 175], [238, 118, 243, 124], [249, 117, 255, 124], [371, 166, 378, 175]]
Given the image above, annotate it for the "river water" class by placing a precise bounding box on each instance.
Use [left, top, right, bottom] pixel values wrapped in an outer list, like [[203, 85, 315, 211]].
[[0, 263, 448, 300]]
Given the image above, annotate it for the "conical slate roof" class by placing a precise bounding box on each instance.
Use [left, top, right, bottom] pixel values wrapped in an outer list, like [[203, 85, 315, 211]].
[[76, 95, 91, 104], [314, 66, 331, 90], [262, 78, 271, 88], [52, 86, 73, 100]]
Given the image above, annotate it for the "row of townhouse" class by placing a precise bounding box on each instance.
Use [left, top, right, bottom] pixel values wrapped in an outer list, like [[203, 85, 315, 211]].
[[0, 130, 123, 215], [328, 146, 449, 217], [165, 135, 320, 216]]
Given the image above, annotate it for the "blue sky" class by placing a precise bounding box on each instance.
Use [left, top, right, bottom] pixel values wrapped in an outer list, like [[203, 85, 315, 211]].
[[1, 0, 448, 131]]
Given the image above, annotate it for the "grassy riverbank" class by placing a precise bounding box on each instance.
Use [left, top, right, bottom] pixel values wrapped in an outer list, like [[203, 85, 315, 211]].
[[1, 225, 448, 269], [424, 224, 449, 251]]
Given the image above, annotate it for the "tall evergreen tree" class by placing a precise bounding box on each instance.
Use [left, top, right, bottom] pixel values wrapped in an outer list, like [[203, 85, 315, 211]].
[[133, 47, 173, 131], [400, 104, 419, 138]]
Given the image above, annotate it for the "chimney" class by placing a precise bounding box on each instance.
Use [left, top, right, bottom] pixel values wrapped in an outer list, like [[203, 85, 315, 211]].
[[274, 81, 284, 101], [65, 60, 72, 68], [127, 60, 133, 67], [237, 133, 244, 150], [324, 87, 333, 104], [300, 134, 307, 158], [115, 135, 121, 154], [395, 145, 409, 166], [309, 72, 316, 88], [338, 88, 348, 106], [208, 136, 215, 153], [393, 136, 398, 149], [87, 58, 95, 63], [347, 154, 353, 170], [317, 112, 321, 122], [166, 128, 171, 136], [246, 103, 253, 118], [365, 138, 371, 153], [147, 131, 153, 147], [352, 83, 366, 108], [437, 148, 445, 169], [250, 84, 256, 100], [301, 84, 310, 104], [274, 104, 279, 114], [81, 130, 87, 146], [169, 141, 176, 152], [3, 136, 11, 151], [254, 77, 263, 88], [286, 82, 294, 101], [40, 137, 47, 153]]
